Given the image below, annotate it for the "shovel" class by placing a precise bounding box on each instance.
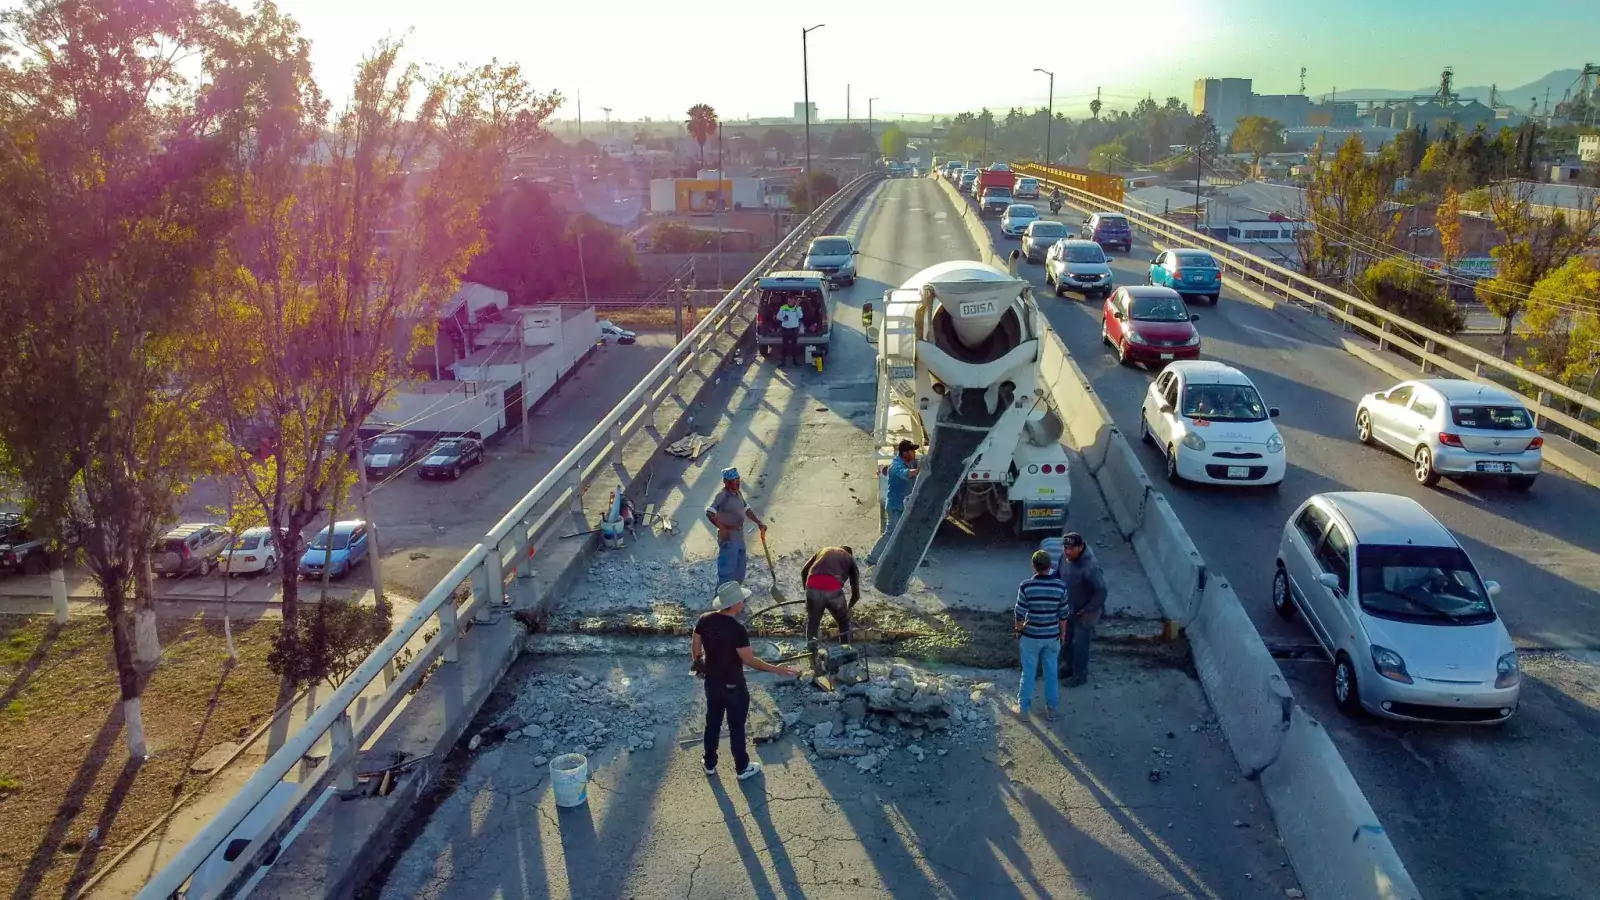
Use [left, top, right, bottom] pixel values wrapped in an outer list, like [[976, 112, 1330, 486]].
[[760, 532, 787, 605]]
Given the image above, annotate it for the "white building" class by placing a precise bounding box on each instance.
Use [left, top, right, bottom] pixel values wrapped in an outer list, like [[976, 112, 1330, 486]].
[[1580, 134, 1599, 163]]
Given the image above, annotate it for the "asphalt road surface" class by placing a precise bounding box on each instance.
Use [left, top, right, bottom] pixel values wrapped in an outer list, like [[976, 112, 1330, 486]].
[[958, 187, 1600, 900]]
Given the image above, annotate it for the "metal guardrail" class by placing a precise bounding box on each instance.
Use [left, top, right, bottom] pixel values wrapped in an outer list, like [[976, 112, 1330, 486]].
[[1011, 162, 1600, 447], [138, 172, 883, 900]]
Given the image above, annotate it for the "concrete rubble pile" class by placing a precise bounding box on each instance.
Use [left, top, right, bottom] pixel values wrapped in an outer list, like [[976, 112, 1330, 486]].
[[776, 662, 997, 774], [493, 670, 688, 769]]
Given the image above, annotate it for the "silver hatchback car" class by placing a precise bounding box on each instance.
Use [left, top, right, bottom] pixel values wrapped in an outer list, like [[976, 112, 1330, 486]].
[[1354, 379, 1542, 490], [1273, 492, 1520, 723]]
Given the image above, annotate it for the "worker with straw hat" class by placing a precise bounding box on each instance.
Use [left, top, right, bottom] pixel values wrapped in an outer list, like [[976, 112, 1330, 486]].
[[692, 581, 802, 780]]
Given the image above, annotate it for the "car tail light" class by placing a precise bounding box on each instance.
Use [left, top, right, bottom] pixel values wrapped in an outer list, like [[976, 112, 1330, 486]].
[[1438, 432, 1464, 447], [1526, 436, 1544, 451], [1170, 269, 1183, 280]]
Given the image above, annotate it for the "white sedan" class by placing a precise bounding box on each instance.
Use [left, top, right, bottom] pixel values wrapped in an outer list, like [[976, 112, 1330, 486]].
[[221, 526, 278, 575], [1139, 361, 1286, 486]]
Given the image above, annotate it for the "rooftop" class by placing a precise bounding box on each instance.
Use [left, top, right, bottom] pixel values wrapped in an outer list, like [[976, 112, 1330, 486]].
[[1413, 378, 1524, 403], [1170, 361, 1251, 385], [1318, 492, 1454, 547]]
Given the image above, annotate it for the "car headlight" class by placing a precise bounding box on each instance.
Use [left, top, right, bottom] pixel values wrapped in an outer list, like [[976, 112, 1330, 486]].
[[1126, 330, 1150, 345], [1371, 645, 1413, 684], [1181, 432, 1207, 451], [1266, 433, 1284, 454], [1183, 332, 1201, 346], [1496, 651, 1521, 688]]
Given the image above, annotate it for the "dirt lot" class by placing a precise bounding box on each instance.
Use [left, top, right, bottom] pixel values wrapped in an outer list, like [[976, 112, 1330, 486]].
[[0, 614, 284, 899]]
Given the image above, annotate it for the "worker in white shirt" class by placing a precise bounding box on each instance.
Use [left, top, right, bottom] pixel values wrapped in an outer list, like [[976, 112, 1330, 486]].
[[776, 299, 804, 366]]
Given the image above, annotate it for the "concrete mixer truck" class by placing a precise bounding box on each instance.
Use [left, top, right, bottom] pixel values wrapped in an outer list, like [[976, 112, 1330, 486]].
[[871, 260, 1072, 595]]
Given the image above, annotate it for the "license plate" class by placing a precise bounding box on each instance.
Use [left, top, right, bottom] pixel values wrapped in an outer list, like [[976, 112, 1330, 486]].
[[1475, 461, 1514, 474], [1227, 466, 1251, 479], [1037, 487, 1055, 495], [1160, 353, 1175, 360], [1027, 508, 1056, 518], [959, 300, 997, 318]]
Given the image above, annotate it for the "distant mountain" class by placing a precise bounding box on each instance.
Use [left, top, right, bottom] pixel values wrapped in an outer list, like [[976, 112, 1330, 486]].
[[1332, 69, 1583, 112]]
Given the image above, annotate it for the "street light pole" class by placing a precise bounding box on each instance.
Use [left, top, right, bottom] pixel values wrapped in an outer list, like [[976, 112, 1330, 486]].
[[802, 24, 825, 206], [869, 97, 878, 156], [1034, 68, 1054, 163]]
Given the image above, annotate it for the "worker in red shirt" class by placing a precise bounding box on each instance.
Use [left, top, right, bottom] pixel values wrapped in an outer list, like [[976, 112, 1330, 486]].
[[800, 545, 860, 649]]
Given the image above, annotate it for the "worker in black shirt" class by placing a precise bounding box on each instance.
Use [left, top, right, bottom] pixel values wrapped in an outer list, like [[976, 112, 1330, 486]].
[[691, 581, 802, 780]]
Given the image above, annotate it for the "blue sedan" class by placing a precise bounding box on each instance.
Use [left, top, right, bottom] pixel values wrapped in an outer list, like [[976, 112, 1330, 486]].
[[1148, 248, 1222, 304], [298, 520, 370, 579]]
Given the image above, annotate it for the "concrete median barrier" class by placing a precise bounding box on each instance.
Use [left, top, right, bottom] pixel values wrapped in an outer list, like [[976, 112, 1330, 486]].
[[1094, 433, 1152, 539], [1262, 711, 1423, 900], [1037, 330, 1115, 473], [1184, 577, 1293, 776], [1129, 492, 1205, 622]]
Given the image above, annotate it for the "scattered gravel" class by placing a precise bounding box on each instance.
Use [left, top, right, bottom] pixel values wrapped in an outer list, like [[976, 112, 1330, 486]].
[[493, 669, 684, 758]]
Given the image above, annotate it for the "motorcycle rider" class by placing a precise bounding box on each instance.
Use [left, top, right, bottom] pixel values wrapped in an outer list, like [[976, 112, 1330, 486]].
[[1049, 186, 1063, 214]]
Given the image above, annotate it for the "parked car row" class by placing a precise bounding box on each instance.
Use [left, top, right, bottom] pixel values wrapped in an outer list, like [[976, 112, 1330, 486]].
[[150, 519, 372, 581]]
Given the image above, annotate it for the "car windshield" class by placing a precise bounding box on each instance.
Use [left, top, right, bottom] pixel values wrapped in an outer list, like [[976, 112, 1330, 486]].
[[160, 539, 188, 555], [1097, 216, 1129, 228], [1065, 245, 1106, 263], [309, 531, 352, 551], [369, 437, 406, 453], [1356, 544, 1495, 624], [1128, 295, 1190, 322], [429, 441, 462, 456], [811, 239, 852, 256], [1030, 222, 1067, 238], [1183, 384, 1268, 421], [1007, 207, 1036, 218], [1019, 179, 1037, 187], [232, 534, 263, 551], [1450, 404, 1532, 430], [1176, 252, 1218, 268]]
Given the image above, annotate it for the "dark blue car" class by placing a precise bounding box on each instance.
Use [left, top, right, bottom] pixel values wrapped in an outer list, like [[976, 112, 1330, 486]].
[[1148, 248, 1222, 305], [1082, 212, 1133, 253]]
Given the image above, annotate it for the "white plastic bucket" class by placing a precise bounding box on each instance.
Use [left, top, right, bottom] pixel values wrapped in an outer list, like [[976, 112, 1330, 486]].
[[550, 753, 589, 807]]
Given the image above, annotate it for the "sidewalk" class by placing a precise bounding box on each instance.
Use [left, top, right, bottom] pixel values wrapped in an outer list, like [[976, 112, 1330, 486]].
[[80, 594, 425, 899]]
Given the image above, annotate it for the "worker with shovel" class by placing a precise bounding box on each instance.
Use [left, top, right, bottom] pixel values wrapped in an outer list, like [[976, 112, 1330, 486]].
[[800, 546, 860, 649], [706, 467, 767, 588]]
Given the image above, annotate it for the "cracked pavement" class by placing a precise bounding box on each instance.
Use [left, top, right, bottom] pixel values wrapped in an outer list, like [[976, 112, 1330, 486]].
[[364, 651, 1299, 900]]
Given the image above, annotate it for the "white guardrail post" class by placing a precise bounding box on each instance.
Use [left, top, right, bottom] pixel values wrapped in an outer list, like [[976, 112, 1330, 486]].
[[136, 172, 882, 900], [1011, 162, 1600, 448]]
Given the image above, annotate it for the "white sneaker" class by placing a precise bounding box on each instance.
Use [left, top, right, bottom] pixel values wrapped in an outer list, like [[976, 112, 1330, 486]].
[[736, 761, 763, 781], [704, 764, 716, 775]]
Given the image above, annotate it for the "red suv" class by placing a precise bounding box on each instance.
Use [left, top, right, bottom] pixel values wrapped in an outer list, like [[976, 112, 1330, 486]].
[[1101, 286, 1201, 368]]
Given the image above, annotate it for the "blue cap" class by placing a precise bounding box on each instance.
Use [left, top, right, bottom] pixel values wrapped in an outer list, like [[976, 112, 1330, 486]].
[[721, 466, 740, 481]]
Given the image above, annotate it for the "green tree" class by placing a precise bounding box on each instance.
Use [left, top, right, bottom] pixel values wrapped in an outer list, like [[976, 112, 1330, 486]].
[[1516, 257, 1600, 384], [1478, 180, 1600, 357], [1229, 116, 1285, 173], [686, 103, 719, 171], [880, 123, 909, 160], [1089, 97, 1102, 120], [0, 0, 251, 758], [788, 170, 840, 214], [1296, 134, 1400, 283], [200, 37, 557, 655], [1355, 258, 1466, 334]]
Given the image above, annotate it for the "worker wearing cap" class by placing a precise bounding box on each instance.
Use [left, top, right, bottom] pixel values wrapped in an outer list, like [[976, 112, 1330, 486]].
[[692, 581, 802, 780], [800, 545, 859, 648], [706, 466, 766, 587], [1057, 532, 1108, 687], [865, 439, 919, 566], [776, 298, 804, 366]]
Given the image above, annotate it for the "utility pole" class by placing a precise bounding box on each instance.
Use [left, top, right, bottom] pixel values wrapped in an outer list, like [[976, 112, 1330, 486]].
[[1034, 68, 1054, 163], [846, 84, 850, 122], [802, 24, 825, 205], [869, 97, 878, 153]]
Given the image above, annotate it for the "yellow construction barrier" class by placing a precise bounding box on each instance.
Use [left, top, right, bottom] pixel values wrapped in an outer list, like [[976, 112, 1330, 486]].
[[1013, 162, 1125, 204]]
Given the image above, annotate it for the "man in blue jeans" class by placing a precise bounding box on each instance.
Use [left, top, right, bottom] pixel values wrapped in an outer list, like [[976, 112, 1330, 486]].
[[865, 440, 919, 565], [1014, 549, 1070, 721], [706, 467, 767, 588]]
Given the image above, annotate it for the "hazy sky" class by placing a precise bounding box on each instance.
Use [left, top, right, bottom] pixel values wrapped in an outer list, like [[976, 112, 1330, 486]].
[[274, 0, 1598, 122]]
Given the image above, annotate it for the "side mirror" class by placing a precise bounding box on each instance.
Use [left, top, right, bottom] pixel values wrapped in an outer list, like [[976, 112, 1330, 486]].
[[1317, 572, 1342, 591], [1113, 310, 1126, 320], [1190, 313, 1201, 322], [1484, 580, 1501, 598], [1157, 398, 1173, 413], [852, 249, 860, 255], [1268, 407, 1281, 419], [1151, 257, 1162, 265]]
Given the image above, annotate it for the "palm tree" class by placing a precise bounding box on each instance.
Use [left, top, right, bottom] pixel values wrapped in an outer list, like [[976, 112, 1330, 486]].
[[1089, 97, 1102, 120], [686, 103, 719, 172]]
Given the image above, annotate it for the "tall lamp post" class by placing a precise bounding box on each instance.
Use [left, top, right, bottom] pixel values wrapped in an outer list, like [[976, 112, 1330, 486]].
[[802, 23, 825, 205], [1033, 68, 1054, 163]]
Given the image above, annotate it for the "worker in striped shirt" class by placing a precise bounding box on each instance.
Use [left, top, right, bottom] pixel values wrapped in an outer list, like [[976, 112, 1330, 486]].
[[1014, 549, 1070, 721]]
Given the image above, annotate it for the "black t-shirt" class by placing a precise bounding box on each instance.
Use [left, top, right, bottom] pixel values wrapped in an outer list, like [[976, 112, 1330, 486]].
[[694, 612, 750, 686]]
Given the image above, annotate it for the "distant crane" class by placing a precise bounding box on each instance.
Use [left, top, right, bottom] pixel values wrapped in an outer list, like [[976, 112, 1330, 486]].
[[1299, 67, 1307, 95]]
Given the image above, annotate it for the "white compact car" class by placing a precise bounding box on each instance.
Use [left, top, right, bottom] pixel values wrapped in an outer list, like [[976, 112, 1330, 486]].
[[1354, 379, 1542, 490], [1000, 204, 1039, 238], [221, 526, 278, 576], [596, 319, 637, 345], [1140, 361, 1285, 486]]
